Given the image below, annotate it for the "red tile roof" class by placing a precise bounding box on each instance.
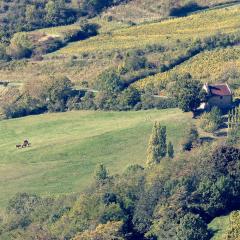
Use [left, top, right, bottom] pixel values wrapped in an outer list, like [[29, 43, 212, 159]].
[[208, 84, 232, 96]]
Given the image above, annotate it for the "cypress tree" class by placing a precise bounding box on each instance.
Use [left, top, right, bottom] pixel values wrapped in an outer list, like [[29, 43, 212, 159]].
[[147, 122, 167, 166], [167, 141, 174, 158], [147, 122, 159, 166], [94, 163, 108, 183]]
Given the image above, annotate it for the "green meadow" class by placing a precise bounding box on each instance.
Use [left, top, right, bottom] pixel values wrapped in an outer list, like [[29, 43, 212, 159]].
[[0, 109, 191, 208]]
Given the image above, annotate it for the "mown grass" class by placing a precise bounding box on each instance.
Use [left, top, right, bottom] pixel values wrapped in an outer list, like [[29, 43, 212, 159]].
[[0, 109, 191, 208]]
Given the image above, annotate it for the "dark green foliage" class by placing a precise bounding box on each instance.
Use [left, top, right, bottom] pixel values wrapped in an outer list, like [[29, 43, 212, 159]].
[[124, 54, 147, 71], [118, 86, 141, 109], [210, 144, 240, 176], [181, 124, 199, 151], [94, 163, 109, 183], [7, 193, 41, 216], [96, 69, 124, 95], [7, 32, 33, 59], [0, 0, 78, 41], [82, 0, 125, 16], [176, 213, 210, 240], [167, 141, 174, 158], [0, 43, 10, 61], [45, 76, 73, 112], [171, 74, 204, 112]]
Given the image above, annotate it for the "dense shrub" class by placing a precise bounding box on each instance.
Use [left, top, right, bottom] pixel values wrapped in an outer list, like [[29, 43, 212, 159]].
[[7, 32, 33, 59], [181, 124, 199, 151], [170, 73, 205, 112], [200, 107, 223, 133]]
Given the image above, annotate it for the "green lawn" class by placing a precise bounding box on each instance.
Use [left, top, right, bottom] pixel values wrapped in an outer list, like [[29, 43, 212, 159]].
[[0, 109, 191, 208]]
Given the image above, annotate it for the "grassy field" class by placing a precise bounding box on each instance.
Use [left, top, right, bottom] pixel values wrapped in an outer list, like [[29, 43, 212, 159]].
[[0, 109, 191, 208]]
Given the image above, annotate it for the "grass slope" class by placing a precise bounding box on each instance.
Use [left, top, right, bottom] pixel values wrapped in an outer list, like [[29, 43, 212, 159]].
[[0, 109, 191, 208]]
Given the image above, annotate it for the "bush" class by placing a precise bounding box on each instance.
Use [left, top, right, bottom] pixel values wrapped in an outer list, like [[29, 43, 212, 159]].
[[181, 124, 199, 151], [118, 86, 141, 109], [7, 32, 33, 59], [124, 54, 147, 71], [227, 127, 240, 145], [176, 213, 210, 240], [200, 107, 223, 133]]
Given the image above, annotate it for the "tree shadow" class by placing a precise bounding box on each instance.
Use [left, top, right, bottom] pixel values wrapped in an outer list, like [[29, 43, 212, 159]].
[[214, 131, 227, 137], [199, 136, 215, 144], [170, 2, 207, 17]]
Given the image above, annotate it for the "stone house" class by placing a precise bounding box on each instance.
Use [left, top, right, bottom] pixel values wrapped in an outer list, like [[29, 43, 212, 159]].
[[202, 83, 233, 109]]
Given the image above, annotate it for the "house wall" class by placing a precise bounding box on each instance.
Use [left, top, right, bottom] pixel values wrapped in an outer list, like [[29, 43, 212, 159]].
[[208, 95, 232, 109]]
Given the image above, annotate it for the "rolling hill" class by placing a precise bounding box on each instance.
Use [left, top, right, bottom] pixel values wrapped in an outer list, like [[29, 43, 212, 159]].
[[0, 2, 240, 89]]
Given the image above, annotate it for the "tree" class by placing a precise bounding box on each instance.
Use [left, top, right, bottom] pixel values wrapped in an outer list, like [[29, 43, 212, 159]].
[[171, 74, 205, 113], [7, 32, 33, 59], [147, 122, 167, 166], [96, 69, 124, 95], [45, 0, 64, 26], [44, 76, 73, 112], [74, 221, 124, 240], [224, 211, 240, 240], [82, 0, 112, 15], [124, 53, 147, 71], [95, 163, 109, 182], [200, 107, 223, 133], [167, 141, 174, 158], [181, 124, 199, 151], [176, 213, 210, 240], [0, 43, 9, 61], [118, 86, 141, 109]]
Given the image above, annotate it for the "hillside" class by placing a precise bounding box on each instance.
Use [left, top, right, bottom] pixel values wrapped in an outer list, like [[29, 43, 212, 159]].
[[0, 109, 191, 208], [1, 1, 240, 239], [101, 0, 238, 23], [0, 2, 240, 89]]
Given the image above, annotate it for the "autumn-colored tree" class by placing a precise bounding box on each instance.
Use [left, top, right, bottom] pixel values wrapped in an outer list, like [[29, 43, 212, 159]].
[[224, 211, 240, 240], [74, 221, 124, 240]]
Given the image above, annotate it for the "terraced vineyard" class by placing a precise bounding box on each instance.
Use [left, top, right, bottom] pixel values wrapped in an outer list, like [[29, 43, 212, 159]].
[[0, 3, 240, 87], [56, 5, 240, 55], [137, 46, 240, 88]]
